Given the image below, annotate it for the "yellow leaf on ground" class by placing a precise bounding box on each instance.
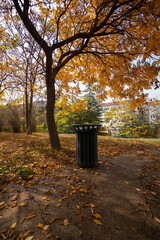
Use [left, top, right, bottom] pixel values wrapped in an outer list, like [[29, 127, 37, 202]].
[[38, 223, 44, 228], [91, 207, 94, 214], [25, 236, 34, 240], [155, 217, 160, 224], [11, 222, 16, 229], [18, 203, 25, 206], [90, 204, 95, 208], [94, 213, 102, 219], [93, 219, 102, 225], [43, 225, 49, 230], [42, 197, 48, 200], [0, 202, 5, 207], [58, 199, 63, 203], [56, 204, 62, 207], [49, 217, 59, 223], [27, 213, 36, 219], [2, 187, 7, 193], [130, 226, 136, 233], [23, 230, 32, 238], [64, 219, 69, 226], [62, 196, 68, 200]]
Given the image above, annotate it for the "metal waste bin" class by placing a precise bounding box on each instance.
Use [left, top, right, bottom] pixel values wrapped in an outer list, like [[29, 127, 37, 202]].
[[72, 124, 101, 167]]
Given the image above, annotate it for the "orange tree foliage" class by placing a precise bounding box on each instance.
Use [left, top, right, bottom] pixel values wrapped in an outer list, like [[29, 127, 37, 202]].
[[1, 0, 160, 149]]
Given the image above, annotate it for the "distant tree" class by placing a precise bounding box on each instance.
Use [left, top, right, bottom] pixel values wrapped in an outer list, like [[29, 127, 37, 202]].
[[56, 84, 103, 132], [79, 84, 103, 124], [0, 106, 5, 132], [7, 105, 21, 133]]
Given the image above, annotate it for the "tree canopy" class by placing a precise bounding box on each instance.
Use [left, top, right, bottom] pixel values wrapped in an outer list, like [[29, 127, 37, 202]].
[[0, 0, 160, 149]]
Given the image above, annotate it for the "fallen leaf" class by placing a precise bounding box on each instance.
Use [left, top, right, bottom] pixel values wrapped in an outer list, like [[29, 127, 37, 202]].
[[58, 199, 63, 203], [0, 202, 5, 207], [43, 225, 49, 231], [23, 230, 33, 238], [90, 204, 95, 208], [0, 202, 5, 209], [94, 213, 102, 219], [10, 222, 16, 229], [44, 203, 49, 209], [154, 217, 160, 224], [130, 226, 136, 233], [151, 192, 156, 196], [91, 207, 94, 214], [1, 188, 7, 193], [64, 219, 69, 226], [125, 181, 129, 184], [49, 217, 59, 223], [27, 213, 36, 219], [56, 204, 62, 207], [42, 197, 48, 200], [38, 223, 44, 229], [43, 211, 51, 215], [18, 203, 25, 206], [25, 236, 34, 240], [62, 196, 68, 200], [93, 219, 102, 225]]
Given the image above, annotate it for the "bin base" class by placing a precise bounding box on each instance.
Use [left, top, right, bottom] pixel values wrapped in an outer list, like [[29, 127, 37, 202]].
[[77, 162, 97, 168]]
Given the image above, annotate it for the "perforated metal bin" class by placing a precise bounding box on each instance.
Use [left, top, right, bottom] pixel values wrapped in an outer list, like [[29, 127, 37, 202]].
[[72, 124, 101, 167]]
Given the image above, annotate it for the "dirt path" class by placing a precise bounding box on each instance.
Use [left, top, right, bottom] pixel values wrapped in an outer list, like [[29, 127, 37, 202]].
[[0, 146, 160, 240]]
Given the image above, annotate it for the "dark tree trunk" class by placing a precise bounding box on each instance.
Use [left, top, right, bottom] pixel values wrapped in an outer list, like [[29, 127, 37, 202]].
[[27, 83, 34, 135], [46, 53, 61, 150], [25, 84, 29, 130]]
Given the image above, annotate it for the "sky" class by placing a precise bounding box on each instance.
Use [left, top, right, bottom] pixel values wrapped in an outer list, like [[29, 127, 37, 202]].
[[103, 87, 160, 103], [144, 88, 160, 100]]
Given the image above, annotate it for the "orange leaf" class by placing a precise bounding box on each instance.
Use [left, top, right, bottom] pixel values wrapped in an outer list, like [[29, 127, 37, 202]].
[[94, 213, 102, 219], [93, 219, 102, 225]]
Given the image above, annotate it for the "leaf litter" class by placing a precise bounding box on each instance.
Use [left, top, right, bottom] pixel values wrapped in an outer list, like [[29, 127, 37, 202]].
[[0, 133, 160, 239]]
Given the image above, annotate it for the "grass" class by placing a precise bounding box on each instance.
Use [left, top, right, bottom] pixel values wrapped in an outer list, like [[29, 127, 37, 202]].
[[0, 132, 159, 188]]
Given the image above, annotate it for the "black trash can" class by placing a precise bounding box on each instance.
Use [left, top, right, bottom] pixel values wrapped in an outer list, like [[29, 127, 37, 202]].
[[72, 124, 101, 167]]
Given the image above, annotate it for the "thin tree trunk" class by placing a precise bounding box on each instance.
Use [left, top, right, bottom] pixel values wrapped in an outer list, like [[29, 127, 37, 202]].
[[27, 83, 33, 135], [46, 53, 61, 150], [25, 63, 29, 131], [25, 84, 29, 130]]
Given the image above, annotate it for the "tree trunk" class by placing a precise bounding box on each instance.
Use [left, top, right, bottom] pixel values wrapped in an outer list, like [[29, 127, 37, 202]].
[[25, 63, 29, 132], [27, 83, 34, 135], [46, 53, 61, 150]]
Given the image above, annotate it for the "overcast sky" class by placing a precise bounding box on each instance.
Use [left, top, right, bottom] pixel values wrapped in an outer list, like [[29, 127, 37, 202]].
[[144, 88, 160, 100]]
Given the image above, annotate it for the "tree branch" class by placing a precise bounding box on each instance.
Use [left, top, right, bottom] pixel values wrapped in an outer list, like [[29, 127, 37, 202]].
[[13, 0, 49, 53]]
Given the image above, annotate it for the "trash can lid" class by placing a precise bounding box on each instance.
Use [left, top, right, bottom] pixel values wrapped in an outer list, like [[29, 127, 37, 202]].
[[72, 124, 101, 127], [72, 124, 101, 132]]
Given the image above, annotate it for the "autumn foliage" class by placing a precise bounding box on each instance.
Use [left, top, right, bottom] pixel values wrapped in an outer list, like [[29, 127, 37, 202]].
[[0, 0, 160, 149]]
